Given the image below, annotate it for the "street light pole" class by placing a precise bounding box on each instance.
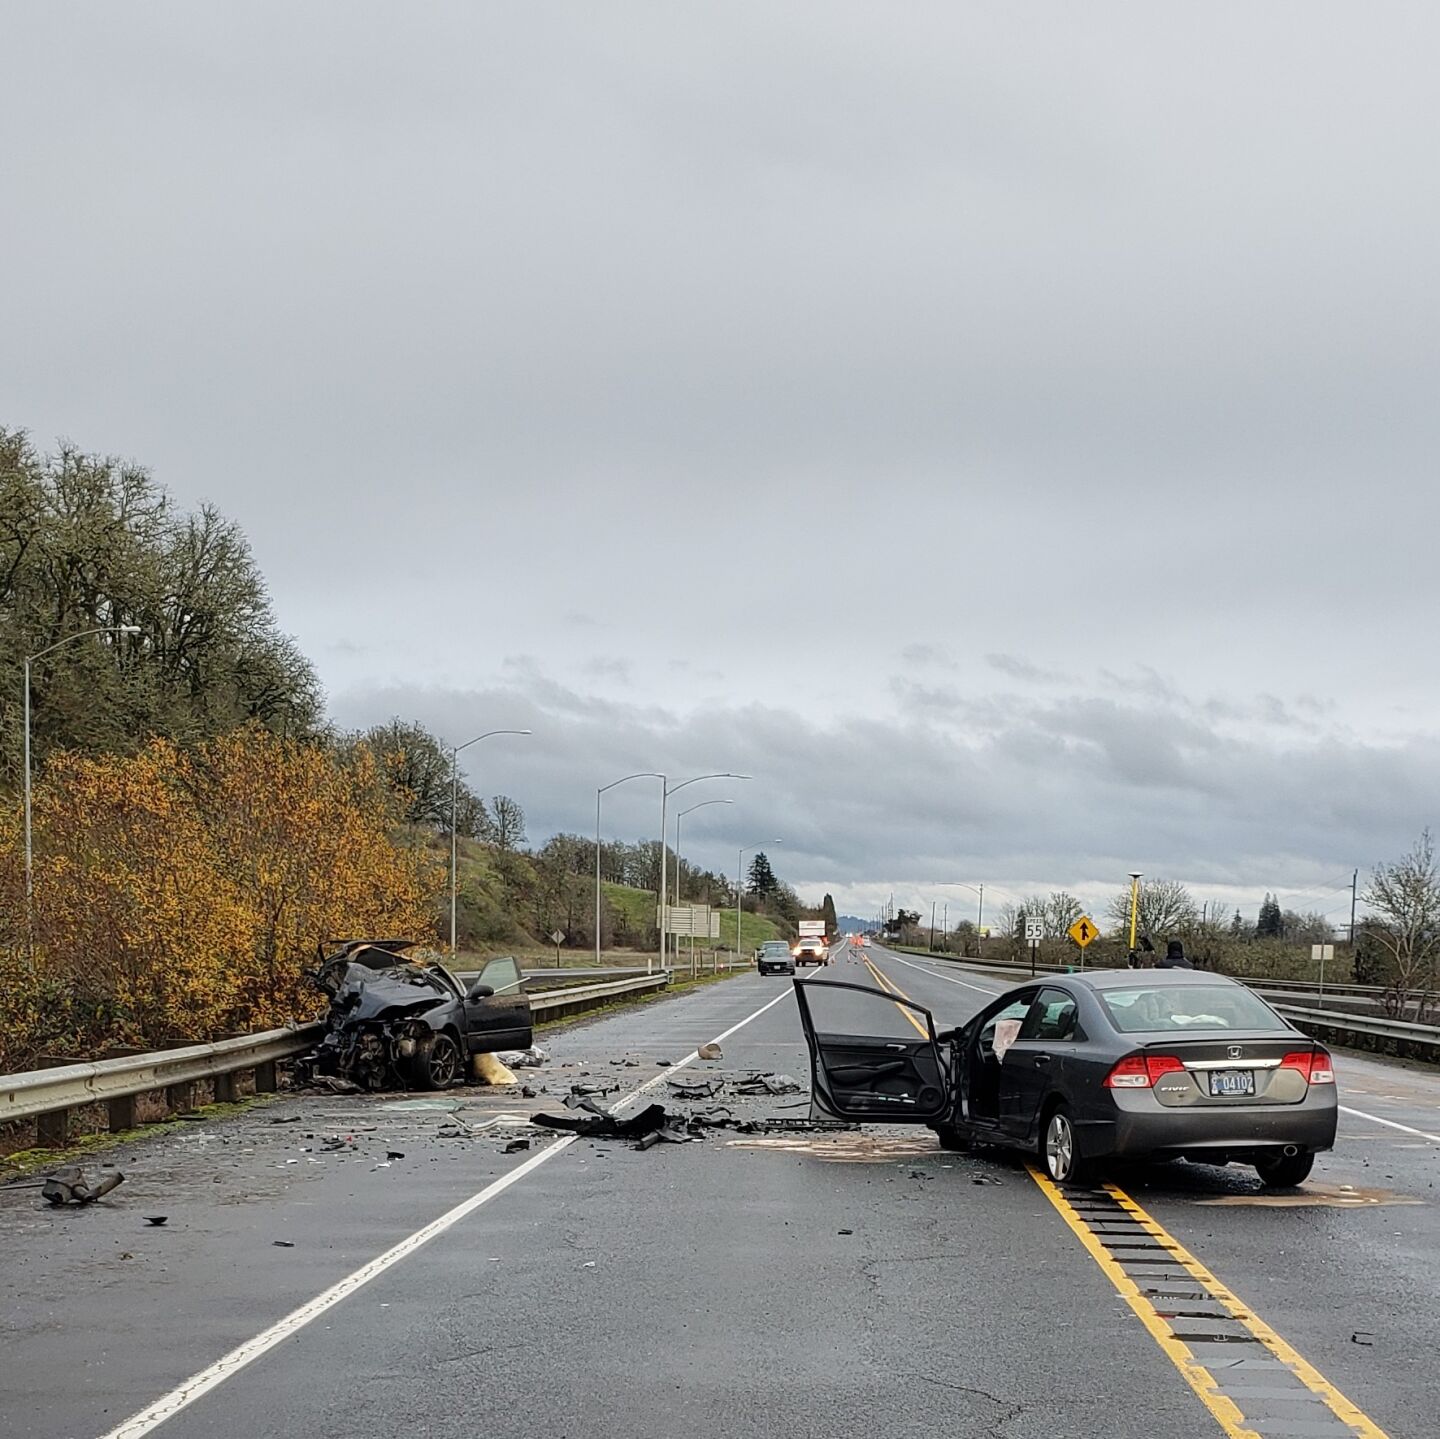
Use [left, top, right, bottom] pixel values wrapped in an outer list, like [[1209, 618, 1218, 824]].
[[449, 728, 532, 954], [595, 772, 661, 965], [657, 772, 750, 973], [940, 881, 986, 953], [1128, 872, 1144, 956], [674, 798, 733, 909], [737, 838, 782, 965], [24, 624, 141, 931]]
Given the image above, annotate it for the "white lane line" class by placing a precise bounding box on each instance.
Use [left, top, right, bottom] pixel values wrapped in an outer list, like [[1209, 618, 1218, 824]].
[[101, 982, 795, 1439], [1339, 1104, 1440, 1145], [876, 949, 1007, 997]]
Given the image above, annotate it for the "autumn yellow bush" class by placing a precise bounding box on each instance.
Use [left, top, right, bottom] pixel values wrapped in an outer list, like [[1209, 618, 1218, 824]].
[[0, 727, 443, 1070]]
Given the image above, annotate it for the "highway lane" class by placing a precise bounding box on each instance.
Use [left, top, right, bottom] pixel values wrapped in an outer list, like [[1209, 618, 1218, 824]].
[[5, 942, 1436, 1438]]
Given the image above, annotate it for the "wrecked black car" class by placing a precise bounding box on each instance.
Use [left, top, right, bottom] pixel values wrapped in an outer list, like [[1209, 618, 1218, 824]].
[[297, 940, 534, 1091]]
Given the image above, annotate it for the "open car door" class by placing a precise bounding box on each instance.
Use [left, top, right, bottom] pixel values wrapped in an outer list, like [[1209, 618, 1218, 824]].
[[792, 978, 949, 1123]]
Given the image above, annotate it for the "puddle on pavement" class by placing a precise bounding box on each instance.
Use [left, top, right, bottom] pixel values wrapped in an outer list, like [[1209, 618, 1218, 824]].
[[1194, 1182, 1422, 1208], [727, 1133, 942, 1163]]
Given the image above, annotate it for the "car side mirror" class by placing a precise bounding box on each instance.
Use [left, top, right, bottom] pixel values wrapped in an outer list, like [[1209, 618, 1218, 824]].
[[468, 982, 495, 1001]]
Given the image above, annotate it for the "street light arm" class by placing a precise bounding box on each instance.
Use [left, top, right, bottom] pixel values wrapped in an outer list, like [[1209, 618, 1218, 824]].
[[454, 727, 532, 757], [27, 623, 141, 663], [599, 770, 662, 795], [668, 771, 751, 797], [677, 798, 733, 819]]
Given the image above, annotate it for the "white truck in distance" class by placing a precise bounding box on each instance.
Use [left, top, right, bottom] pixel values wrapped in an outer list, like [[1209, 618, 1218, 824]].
[[793, 919, 829, 966]]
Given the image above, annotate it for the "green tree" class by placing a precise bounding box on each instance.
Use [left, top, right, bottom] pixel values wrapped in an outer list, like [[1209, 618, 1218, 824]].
[[1364, 831, 1440, 1016], [490, 794, 527, 852], [747, 850, 778, 899], [359, 719, 490, 836], [1256, 893, 1283, 938], [1105, 879, 1199, 941], [821, 892, 839, 939], [1, 429, 321, 790]]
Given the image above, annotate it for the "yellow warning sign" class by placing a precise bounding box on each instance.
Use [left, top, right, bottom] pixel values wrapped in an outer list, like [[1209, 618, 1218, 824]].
[[1068, 915, 1098, 948]]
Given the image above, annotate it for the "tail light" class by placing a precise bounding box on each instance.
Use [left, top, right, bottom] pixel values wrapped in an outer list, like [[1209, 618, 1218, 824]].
[[1280, 1049, 1335, 1084], [1104, 1053, 1186, 1089]]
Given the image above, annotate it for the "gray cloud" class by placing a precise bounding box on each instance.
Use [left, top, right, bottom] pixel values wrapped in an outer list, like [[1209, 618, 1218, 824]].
[[985, 653, 1074, 685], [330, 665, 1439, 922]]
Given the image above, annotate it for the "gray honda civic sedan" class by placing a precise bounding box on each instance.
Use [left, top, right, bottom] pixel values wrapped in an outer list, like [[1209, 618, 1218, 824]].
[[794, 969, 1337, 1187]]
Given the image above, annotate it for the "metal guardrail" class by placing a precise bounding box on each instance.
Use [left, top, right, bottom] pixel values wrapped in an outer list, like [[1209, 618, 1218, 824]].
[[2, 1024, 326, 1137], [1, 971, 674, 1147], [1273, 1003, 1440, 1056], [529, 972, 670, 1017]]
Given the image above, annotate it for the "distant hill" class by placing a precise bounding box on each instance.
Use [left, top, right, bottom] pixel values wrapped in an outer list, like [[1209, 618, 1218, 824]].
[[836, 915, 872, 934]]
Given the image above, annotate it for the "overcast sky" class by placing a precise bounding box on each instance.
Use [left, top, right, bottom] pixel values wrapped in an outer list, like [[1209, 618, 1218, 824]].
[[5, 5, 1438, 926]]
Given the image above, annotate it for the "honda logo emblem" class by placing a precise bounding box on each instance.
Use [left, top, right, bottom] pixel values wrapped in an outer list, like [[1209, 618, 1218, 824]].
[[1227, 1045, 1243, 1060]]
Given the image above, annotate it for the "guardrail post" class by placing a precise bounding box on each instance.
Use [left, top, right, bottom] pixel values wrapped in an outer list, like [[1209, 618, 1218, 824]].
[[165, 1080, 195, 1113], [36, 1108, 71, 1147], [108, 1096, 138, 1132], [213, 1071, 239, 1104], [254, 1060, 277, 1093]]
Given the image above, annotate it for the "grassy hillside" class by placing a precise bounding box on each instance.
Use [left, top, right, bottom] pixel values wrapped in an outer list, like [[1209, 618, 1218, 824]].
[[602, 881, 784, 953]]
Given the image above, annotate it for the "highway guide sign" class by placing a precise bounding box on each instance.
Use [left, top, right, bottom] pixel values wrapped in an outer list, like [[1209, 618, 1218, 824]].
[[1068, 916, 1098, 948]]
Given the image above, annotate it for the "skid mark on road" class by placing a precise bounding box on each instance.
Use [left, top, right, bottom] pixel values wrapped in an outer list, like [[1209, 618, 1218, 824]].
[[1033, 1171, 1391, 1438], [726, 1132, 941, 1162], [1193, 1183, 1419, 1209]]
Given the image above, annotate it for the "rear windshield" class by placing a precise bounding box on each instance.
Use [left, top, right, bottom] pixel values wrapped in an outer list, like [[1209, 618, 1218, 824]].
[[1099, 985, 1287, 1033]]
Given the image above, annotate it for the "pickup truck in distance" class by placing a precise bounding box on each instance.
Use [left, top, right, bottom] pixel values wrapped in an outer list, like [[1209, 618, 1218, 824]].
[[793, 937, 828, 966]]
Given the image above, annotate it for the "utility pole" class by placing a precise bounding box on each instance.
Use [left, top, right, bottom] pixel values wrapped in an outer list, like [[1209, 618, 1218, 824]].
[[1350, 869, 1359, 948], [929, 900, 936, 952]]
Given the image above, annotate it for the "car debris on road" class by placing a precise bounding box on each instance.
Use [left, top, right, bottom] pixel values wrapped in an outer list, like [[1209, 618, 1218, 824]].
[[41, 1167, 125, 1206]]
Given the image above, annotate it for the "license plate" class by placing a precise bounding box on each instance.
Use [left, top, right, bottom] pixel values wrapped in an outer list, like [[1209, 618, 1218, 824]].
[[1209, 1069, 1255, 1097]]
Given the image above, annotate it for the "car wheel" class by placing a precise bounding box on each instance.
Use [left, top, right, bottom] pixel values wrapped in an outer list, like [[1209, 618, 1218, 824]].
[[1042, 1106, 1090, 1185], [406, 1032, 462, 1090], [1255, 1149, 1314, 1188], [932, 1123, 971, 1152]]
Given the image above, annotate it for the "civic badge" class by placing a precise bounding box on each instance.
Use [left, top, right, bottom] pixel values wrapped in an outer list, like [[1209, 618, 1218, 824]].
[[1227, 1045, 1243, 1060]]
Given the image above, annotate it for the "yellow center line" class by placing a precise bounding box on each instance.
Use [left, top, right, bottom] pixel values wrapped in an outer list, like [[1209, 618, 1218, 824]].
[[862, 955, 931, 1040], [1029, 1169, 1391, 1439], [1101, 1184, 1391, 1438], [1028, 1167, 1260, 1439]]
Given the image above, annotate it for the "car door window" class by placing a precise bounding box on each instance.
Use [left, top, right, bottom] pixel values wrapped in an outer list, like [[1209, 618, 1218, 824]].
[[1019, 988, 1079, 1042], [474, 956, 522, 995]]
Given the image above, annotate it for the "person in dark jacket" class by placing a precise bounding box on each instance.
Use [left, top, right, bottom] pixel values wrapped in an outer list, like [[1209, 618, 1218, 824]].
[[1158, 938, 1194, 969]]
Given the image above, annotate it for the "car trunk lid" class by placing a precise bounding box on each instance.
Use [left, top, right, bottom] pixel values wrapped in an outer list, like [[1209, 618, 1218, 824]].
[[1133, 1033, 1321, 1107]]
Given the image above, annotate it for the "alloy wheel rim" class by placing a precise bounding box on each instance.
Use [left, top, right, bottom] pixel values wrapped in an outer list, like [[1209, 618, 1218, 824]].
[[432, 1042, 458, 1086], [1047, 1115, 1073, 1180]]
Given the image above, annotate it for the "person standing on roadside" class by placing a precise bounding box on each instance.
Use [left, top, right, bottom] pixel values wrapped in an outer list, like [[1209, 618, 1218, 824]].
[[1158, 938, 1194, 969]]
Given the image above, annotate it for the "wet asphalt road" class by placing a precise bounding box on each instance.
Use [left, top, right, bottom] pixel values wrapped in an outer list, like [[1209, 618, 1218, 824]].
[[3, 942, 1437, 1438]]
